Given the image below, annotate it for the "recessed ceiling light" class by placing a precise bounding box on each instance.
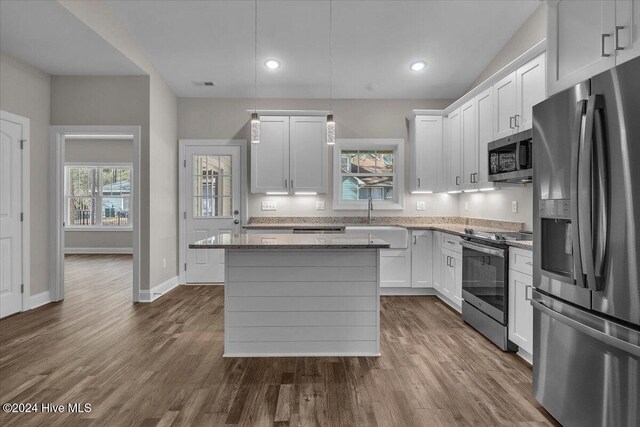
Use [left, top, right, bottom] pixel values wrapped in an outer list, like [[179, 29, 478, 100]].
[[264, 59, 281, 70], [410, 61, 427, 72]]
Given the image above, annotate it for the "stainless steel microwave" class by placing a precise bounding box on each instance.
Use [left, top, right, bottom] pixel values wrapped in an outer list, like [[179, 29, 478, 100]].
[[488, 129, 532, 183]]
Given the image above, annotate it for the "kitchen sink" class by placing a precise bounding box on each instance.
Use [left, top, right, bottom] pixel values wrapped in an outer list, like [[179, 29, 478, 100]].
[[344, 225, 408, 249]]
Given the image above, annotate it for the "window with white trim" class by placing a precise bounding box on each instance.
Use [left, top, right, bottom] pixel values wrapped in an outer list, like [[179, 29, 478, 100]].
[[65, 164, 132, 228], [333, 139, 404, 210]]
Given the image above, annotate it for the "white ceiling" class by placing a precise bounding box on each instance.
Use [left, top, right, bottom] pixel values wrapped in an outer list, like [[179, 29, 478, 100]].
[[107, 0, 540, 99], [0, 0, 143, 75]]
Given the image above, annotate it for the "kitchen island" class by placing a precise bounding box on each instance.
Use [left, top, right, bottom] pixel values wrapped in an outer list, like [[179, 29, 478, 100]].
[[190, 233, 389, 357]]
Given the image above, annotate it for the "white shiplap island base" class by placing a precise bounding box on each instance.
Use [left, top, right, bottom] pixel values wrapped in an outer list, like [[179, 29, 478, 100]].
[[190, 233, 389, 357]]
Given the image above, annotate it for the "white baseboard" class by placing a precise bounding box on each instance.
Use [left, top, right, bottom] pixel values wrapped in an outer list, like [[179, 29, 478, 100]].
[[380, 287, 437, 296], [65, 247, 133, 254], [183, 282, 224, 286], [517, 348, 533, 365], [29, 291, 51, 309], [139, 276, 179, 302]]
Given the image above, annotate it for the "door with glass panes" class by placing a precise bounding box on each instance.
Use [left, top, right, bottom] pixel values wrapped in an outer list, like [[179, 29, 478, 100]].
[[185, 145, 241, 283]]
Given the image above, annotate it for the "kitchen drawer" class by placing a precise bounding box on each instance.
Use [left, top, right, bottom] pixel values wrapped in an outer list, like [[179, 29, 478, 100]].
[[441, 234, 462, 253], [509, 247, 532, 276]]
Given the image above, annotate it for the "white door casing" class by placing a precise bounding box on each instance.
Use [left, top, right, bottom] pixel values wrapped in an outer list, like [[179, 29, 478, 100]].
[[0, 112, 28, 318], [185, 144, 242, 283]]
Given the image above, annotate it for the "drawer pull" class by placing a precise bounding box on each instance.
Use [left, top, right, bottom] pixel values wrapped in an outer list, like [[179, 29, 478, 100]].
[[525, 285, 533, 301]]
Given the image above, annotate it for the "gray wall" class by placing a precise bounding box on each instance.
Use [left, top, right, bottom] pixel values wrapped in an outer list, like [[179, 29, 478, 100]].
[[0, 53, 51, 296], [177, 98, 460, 218], [468, 2, 547, 91], [64, 138, 133, 252]]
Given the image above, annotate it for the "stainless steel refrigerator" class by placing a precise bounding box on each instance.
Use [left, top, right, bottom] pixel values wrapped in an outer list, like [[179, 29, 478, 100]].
[[532, 56, 640, 427]]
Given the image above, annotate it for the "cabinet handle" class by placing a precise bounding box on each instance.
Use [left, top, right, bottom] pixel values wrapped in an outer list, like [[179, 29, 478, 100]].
[[291, 179, 294, 189], [615, 26, 625, 50], [284, 179, 288, 188], [418, 178, 421, 187], [474, 172, 478, 183], [601, 33, 611, 57], [525, 285, 533, 301], [413, 235, 417, 245], [509, 116, 515, 129], [514, 114, 520, 127], [456, 176, 460, 185]]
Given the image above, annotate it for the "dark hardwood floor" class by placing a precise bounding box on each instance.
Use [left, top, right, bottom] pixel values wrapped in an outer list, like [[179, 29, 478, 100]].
[[0, 255, 558, 426]]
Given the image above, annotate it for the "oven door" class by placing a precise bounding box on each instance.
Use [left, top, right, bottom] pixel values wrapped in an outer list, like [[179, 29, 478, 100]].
[[461, 240, 508, 324]]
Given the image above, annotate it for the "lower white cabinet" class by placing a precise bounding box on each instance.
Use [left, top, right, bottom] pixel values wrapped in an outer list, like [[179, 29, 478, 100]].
[[508, 248, 534, 355], [379, 249, 411, 288], [441, 247, 462, 307], [432, 232, 442, 292], [411, 230, 433, 288]]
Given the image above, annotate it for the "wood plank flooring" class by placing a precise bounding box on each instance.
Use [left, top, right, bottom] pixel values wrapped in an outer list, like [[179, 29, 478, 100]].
[[0, 255, 559, 426]]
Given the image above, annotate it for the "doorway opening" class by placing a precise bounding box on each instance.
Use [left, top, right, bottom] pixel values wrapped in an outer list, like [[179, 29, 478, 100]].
[[50, 126, 141, 302]]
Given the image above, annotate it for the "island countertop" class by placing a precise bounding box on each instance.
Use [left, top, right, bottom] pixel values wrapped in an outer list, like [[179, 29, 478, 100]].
[[189, 233, 390, 249]]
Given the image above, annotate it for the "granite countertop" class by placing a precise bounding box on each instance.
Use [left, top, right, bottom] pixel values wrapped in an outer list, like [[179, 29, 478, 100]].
[[190, 233, 390, 249], [242, 222, 533, 250]]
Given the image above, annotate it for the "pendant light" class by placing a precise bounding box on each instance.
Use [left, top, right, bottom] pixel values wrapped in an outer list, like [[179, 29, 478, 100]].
[[326, 0, 336, 145], [250, 0, 260, 144]]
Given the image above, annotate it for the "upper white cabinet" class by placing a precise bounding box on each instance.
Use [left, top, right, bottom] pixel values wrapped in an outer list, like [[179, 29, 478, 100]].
[[493, 71, 518, 139], [251, 116, 290, 193], [547, 0, 639, 95], [289, 116, 327, 193], [409, 115, 443, 193], [447, 108, 462, 191], [411, 230, 433, 288], [475, 87, 494, 188], [460, 100, 477, 190], [494, 53, 546, 138], [515, 53, 546, 131], [251, 115, 327, 194]]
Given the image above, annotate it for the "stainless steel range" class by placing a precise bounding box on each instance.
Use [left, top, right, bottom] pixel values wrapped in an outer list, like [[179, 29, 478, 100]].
[[460, 228, 532, 351]]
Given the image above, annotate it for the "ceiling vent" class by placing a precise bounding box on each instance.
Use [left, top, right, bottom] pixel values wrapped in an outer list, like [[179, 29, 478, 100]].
[[203, 81, 215, 86]]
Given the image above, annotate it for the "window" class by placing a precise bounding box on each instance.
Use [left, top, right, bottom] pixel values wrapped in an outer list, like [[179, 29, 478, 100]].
[[65, 164, 132, 228], [333, 139, 404, 210], [192, 154, 233, 217]]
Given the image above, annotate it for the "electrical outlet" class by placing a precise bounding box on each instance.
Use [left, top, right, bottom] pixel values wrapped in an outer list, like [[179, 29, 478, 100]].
[[464, 202, 469, 211], [316, 201, 326, 210], [512, 201, 518, 213], [261, 201, 277, 211], [416, 201, 425, 211], [162, 258, 166, 268]]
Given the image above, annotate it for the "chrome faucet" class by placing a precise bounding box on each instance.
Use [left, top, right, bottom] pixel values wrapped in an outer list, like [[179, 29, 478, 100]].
[[367, 194, 373, 224]]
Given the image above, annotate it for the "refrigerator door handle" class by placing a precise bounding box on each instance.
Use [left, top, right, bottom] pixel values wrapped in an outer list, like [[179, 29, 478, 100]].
[[592, 101, 608, 288], [531, 299, 640, 358], [571, 100, 587, 288], [579, 95, 603, 291]]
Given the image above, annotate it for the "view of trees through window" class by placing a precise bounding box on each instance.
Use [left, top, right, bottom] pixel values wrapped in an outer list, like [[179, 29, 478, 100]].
[[65, 166, 131, 227], [339, 150, 394, 201]]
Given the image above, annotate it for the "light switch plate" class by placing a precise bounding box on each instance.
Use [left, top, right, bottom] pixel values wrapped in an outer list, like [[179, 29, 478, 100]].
[[512, 201, 518, 213], [416, 201, 425, 211], [261, 201, 277, 211], [316, 201, 326, 210]]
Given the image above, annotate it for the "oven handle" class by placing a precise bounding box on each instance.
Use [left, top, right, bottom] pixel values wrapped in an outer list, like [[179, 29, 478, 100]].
[[461, 241, 506, 258]]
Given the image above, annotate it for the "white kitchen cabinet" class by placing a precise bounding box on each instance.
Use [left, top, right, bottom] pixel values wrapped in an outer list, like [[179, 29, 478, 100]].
[[493, 71, 518, 139], [409, 115, 443, 193], [251, 116, 290, 193], [441, 247, 462, 307], [432, 231, 442, 292], [515, 53, 546, 131], [460, 99, 477, 190], [475, 87, 494, 188], [411, 230, 433, 288], [289, 116, 327, 193], [380, 249, 411, 288], [616, 0, 640, 65], [251, 115, 327, 194], [447, 108, 462, 191], [508, 269, 534, 355], [547, 0, 640, 95]]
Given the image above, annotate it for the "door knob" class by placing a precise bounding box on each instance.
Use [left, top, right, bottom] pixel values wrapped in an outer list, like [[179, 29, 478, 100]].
[[234, 219, 240, 224], [234, 210, 239, 215]]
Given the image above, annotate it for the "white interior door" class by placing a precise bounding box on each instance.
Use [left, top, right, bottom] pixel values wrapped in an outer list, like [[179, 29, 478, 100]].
[[0, 116, 24, 317], [185, 145, 241, 283]]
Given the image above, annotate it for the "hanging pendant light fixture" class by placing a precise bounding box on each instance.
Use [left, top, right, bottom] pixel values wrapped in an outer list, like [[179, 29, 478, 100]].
[[250, 0, 260, 144], [326, 0, 336, 145]]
